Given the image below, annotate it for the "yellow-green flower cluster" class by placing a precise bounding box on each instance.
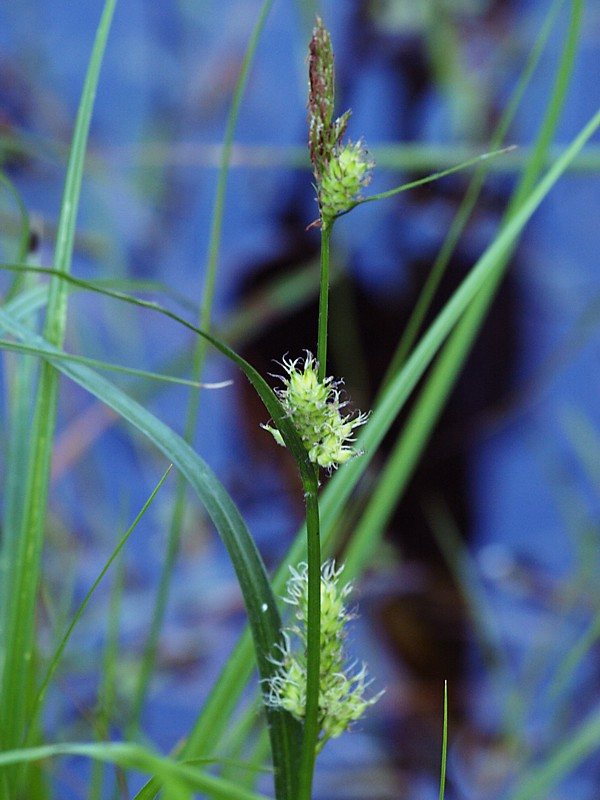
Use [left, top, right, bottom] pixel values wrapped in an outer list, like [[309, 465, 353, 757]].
[[318, 139, 373, 228], [262, 353, 369, 470], [264, 561, 383, 751]]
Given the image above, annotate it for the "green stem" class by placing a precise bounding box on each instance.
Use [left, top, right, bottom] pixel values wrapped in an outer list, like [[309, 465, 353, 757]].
[[297, 477, 321, 800], [439, 681, 448, 800], [316, 226, 331, 380], [297, 220, 332, 799]]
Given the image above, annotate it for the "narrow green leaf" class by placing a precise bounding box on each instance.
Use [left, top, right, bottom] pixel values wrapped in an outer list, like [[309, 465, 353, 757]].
[[0, 337, 231, 390], [0, 282, 49, 321], [352, 145, 516, 209], [24, 467, 173, 742], [0, 1, 118, 781], [0, 261, 316, 488], [506, 702, 600, 800], [0, 303, 302, 799], [439, 682, 448, 800], [0, 742, 270, 800], [0, 170, 31, 267]]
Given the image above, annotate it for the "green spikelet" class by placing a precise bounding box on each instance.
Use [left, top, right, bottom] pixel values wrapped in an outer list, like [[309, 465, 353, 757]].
[[262, 353, 369, 471], [307, 17, 375, 229]]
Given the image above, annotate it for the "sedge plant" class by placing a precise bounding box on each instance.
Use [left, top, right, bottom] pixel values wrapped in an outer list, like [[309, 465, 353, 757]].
[[1, 3, 600, 800]]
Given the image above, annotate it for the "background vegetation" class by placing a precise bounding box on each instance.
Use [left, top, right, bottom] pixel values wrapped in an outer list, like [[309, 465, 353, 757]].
[[1, 1, 600, 798]]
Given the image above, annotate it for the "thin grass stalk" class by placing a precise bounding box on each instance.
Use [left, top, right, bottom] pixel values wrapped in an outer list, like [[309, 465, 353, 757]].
[[507, 2, 582, 214], [316, 227, 331, 379], [0, 2, 117, 791], [217, 701, 269, 788], [0, 330, 230, 388], [425, 497, 515, 710], [438, 682, 448, 800], [89, 544, 127, 800], [0, 171, 30, 275], [297, 478, 321, 800], [131, 0, 274, 728], [546, 411, 600, 701], [505, 700, 600, 800], [293, 219, 334, 800], [0, 742, 272, 800], [296, 215, 337, 799], [22, 469, 172, 757], [0, 258, 39, 646], [4, 132, 600, 174]]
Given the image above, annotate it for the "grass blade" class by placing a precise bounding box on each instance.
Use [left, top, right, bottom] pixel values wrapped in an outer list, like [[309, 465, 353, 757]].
[[0, 170, 31, 269], [0, 3, 118, 789], [24, 467, 173, 744], [439, 682, 448, 800], [0, 302, 302, 800], [506, 702, 600, 800], [0, 743, 271, 800]]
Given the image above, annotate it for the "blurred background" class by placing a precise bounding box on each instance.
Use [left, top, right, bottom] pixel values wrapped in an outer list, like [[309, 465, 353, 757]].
[[1, 0, 600, 798]]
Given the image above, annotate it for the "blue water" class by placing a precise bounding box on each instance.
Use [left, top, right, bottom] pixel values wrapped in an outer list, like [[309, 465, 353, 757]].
[[1, 1, 600, 798]]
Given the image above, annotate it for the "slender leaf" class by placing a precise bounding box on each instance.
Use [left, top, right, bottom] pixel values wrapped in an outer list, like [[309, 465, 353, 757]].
[[0, 170, 31, 267], [0, 302, 302, 799], [0, 337, 231, 390], [0, 3, 118, 785], [0, 743, 270, 800], [24, 468, 173, 743], [506, 702, 600, 800], [439, 682, 448, 800]]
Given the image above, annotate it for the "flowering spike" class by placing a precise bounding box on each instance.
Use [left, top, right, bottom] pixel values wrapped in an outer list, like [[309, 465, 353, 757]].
[[318, 139, 374, 228], [264, 561, 383, 752], [262, 353, 369, 471], [307, 16, 345, 178], [306, 17, 375, 229]]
